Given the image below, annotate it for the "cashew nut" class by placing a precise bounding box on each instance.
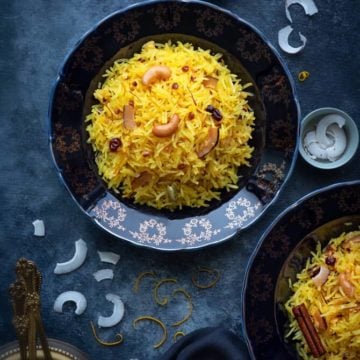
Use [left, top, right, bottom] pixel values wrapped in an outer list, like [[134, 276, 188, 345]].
[[339, 272, 355, 298], [152, 114, 180, 137], [202, 76, 218, 89], [342, 235, 360, 251], [142, 65, 171, 86]]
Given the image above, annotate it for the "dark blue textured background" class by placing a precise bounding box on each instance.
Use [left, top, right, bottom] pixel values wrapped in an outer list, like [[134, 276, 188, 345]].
[[0, 1, 359, 359]]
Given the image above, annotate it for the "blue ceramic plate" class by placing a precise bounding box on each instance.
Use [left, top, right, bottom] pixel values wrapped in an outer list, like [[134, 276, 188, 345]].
[[242, 180, 360, 359], [48, 0, 299, 250]]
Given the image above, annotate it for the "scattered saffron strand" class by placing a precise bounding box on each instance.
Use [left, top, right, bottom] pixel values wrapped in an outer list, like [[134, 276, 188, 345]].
[[104, 104, 115, 119], [298, 71, 310, 82], [133, 316, 167, 349], [133, 271, 156, 293], [191, 266, 220, 289], [129, 89, 141, 101], [186, 85, 197, 106], [171, 288, 193, 327], [153, 278, 178, 306], [90, 321, 123, 346]]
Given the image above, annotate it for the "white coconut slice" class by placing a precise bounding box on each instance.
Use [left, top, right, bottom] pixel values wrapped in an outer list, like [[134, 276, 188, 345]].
[[97, 251, 120, 265], [98, 293, 125, 328], [54, 239, 87, 274], [306, 114, 347, 162], [32, 219, 45, 237], [315, 114, 346, 148], [54, 291, 87, 315], [325, 124, 347, 161], [312, 266, 330, 288], [278, 25, 307, 54], [285, 0, 319, 23], [303, 130, 326, 159], [303, 130, 317, 147], [93, 269, 114, 282]]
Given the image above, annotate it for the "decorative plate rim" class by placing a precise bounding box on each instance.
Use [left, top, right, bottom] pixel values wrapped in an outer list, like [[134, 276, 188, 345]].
[[47, 0, 300, 251], [241, 179, 360, 359], [0, 338, 88, 360]]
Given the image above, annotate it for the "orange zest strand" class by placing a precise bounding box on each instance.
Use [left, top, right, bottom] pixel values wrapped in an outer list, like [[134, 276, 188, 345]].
[[298, 71, 310, 82], [171, 288, 193, 327], [133, 271, 157, 293], [173, 331, 185, 342], [153, 278, 178, 306], [191, 266, 220, 289], [133, 316, 167, 349], [90, 321, 123, 346]]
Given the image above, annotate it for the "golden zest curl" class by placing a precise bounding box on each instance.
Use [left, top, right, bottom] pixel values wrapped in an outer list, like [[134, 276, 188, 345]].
[[133, 271, 157, 293], [133, 316, 167, 349], [90, 321, 123, 347], [298, 70, 310, 82], [153, 278, 178, 306], [191, 266, 220, 289], [171, 288, 193, 327]]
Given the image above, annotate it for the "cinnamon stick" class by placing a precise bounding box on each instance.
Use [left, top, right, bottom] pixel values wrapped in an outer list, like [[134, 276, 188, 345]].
[[299, 304, 326, 356], [292, 303, 326, 358]]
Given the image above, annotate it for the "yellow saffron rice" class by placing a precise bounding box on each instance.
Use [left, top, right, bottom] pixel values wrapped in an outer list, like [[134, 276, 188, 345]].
[[285, 231, 360, 359], [86, 41, 255, 210]]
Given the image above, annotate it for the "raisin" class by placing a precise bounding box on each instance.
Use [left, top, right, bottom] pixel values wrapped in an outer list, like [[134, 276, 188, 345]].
[[212, 108, 223, 121], [109, 138, 121, 152], [205, 105, 215, 113], [172, 83, 179, 89], [325, 256, 336, 266], [188, 112, 195, 120], [182, 65, 189, 72]]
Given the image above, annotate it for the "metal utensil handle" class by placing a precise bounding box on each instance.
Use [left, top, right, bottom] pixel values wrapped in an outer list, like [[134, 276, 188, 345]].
[[10, 258, 53, 360]]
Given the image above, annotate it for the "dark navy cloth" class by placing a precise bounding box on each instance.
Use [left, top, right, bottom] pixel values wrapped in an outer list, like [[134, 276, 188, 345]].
[[160, 327, 250, 360]]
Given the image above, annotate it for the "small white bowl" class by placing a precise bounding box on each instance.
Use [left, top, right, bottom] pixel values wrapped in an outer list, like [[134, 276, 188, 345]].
[[299, 107, 359, 169]]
